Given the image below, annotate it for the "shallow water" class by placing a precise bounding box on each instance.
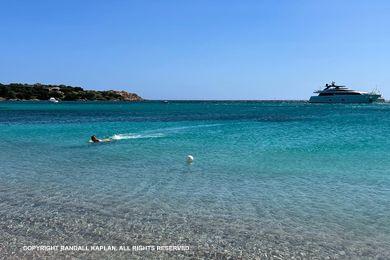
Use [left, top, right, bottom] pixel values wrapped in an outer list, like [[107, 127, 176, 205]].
[[0, 101, 389, 258]]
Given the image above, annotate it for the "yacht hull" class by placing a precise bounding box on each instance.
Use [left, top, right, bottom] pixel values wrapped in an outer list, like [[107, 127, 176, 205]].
[[309, 94, 383, 103]]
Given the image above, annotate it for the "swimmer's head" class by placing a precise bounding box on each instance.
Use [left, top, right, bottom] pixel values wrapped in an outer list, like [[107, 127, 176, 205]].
[[91, 135, 100, 143]]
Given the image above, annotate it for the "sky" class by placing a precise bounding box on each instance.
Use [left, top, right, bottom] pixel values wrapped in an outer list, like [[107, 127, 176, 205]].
[[1, 0, 390, 100]]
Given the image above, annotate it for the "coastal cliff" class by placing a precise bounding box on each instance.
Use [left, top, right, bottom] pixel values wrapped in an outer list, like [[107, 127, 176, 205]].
[[0, 83, 143, 101]]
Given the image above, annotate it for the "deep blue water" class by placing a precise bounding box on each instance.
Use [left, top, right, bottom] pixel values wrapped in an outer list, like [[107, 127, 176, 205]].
[[0, 101, 389, 258]]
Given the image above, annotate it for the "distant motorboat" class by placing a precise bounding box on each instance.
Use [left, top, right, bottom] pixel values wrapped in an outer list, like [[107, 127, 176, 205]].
[[309, 82, 384, 103], [49, 97, 59, 103]]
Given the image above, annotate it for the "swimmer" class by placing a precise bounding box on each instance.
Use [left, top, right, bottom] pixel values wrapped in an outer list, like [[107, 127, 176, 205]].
[[90, 135, 111, 143], [91, 135, 100, 143]]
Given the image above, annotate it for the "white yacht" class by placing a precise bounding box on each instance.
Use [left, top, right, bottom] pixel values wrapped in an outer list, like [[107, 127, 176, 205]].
[[309, 82, 384, 103], [49, 97, 59, 103]]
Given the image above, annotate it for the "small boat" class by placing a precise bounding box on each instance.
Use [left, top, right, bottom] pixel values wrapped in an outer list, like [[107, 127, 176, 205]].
[[309, 82, 384, 103], [49, 97, 59, 103]]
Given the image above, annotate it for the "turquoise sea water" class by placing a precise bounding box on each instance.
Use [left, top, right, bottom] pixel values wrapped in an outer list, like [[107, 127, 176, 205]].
[[0, 101, 389, 258]]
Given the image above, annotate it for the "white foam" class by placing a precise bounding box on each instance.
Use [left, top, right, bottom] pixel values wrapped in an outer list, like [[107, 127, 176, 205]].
[[110, 133, 165, 140], [109, 124, 221, 141]]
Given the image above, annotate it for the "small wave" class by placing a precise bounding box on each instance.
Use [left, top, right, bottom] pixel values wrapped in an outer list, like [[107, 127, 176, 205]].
[[110, 133, 165, 140]]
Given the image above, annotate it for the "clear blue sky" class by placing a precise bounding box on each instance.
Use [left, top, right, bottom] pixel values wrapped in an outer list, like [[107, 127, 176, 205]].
[[1, 0, 389, 100]]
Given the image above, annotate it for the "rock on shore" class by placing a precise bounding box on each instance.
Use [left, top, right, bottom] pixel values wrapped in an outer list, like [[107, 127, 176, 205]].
[[110, 90, 143, 101]]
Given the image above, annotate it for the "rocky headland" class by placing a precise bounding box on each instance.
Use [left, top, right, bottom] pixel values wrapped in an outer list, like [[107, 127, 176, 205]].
[[0, 83, 143, 101]]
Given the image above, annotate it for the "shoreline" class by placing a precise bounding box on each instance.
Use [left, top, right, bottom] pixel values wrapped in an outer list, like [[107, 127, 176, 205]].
[[1, 99, 389, 103]]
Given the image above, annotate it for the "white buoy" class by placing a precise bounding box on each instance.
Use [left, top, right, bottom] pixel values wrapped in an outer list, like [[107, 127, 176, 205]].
[[186, 155, 194, 163]]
